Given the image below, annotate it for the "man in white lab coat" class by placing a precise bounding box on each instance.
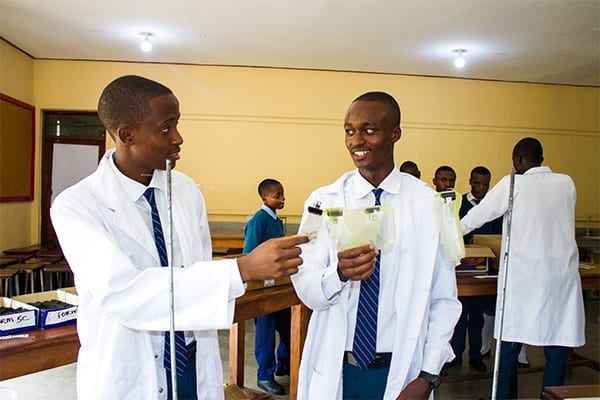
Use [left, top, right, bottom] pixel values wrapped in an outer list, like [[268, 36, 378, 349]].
[[51, 75, 308, 400], [461, 137, 585, 399], [291, 92, 461, 399]]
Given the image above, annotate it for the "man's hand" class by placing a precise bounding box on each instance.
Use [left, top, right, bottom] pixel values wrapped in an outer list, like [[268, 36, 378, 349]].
[[395, 377, 432, 400], [237, 235, 309, 282], [337, 244, 378, 281]]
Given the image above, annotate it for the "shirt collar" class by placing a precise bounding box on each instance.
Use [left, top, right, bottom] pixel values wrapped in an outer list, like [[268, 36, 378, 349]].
[[261, 204, 278, 220], [524, 165, 551, 175], [352, 167, 402, 201], [108, 152, 166, 202]]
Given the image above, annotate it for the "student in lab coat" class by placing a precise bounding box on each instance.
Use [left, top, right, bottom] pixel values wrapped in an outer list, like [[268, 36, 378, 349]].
[[291, 91, 461, 400], [461, 137, 585, 400], [50, 75, 308, 400]]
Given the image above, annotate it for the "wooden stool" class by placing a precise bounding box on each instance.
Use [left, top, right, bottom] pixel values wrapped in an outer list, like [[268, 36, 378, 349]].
[[543, 384, 600, 399], [35, 248, 64, 259], [0, 268, 20, 297], [2, 249, 36, 259], [2, 244, 41, 256], [25, 257, 62, 265], [6, 263, 45, 294], [42, 262, 72, 290], [25, 256, 62, 291], [0, 256, 22, 268]]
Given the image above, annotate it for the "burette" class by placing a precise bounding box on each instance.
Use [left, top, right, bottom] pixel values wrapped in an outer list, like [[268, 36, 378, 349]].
[[166, 158, 178, 400], [491, 171, 516, 400]]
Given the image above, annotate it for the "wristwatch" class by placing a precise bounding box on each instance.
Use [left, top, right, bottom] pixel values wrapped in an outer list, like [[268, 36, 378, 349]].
[[418, 370, 441, 389]]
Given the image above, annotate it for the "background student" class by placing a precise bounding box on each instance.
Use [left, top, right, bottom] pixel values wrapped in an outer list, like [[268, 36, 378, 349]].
[[243, 178, 291, 395], [432, 165, 456, 192], [399, 160, 421, 179], [446, 166, 502, 373]]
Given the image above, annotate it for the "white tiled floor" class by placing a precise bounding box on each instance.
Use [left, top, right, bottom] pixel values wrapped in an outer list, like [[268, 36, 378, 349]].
[[1, 301, 598, 400]]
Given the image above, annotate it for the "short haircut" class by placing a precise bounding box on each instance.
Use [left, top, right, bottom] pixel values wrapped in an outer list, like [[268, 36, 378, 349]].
[[258, 178, 282, 197], [352, 91, 401, 127], [435, 165, 456, 177], [97, 75, 172, 139], [470, 166, 491, 178], [514, 137, 544, 164], [400, 160, 419, 172]]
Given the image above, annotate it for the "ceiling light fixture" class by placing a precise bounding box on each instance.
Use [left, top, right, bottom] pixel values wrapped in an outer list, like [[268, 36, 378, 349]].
[[140, 32, 153, 52], [453, 49, 466, 68]]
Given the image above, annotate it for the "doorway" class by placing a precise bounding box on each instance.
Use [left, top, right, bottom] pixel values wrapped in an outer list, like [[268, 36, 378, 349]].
[[41, 112, 105, 247]]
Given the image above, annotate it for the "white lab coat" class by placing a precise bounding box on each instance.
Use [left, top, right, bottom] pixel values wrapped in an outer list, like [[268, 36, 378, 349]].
[[291, 170, 461, 400], [51, 150, 244, 400], [461, 166, 585, 346]]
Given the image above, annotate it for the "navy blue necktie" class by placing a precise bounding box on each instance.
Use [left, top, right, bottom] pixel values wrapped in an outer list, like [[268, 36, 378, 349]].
[[143, 188, 188, 376], [352, 188, 383, 369]]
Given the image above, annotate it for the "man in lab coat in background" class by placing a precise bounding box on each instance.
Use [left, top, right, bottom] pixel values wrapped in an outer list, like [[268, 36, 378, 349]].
[[461, 137, 585, 400]]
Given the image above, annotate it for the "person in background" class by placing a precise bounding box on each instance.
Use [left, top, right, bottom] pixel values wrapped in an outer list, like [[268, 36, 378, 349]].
[[460, 166, 503, 244], [446, 166, 502, 373], [243, 178, 291, 395], [50, 75, 308, 400], [458, 167, 531, 368], [399, 160, 421, 179], [292, 91, 461, 399], [461, 137, 585, 400], [432, 165, 456, 192]]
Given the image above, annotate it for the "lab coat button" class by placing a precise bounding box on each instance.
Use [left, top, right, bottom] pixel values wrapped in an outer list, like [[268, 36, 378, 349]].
[[159, 388, 164, 393], [155, 354, 159, 359]]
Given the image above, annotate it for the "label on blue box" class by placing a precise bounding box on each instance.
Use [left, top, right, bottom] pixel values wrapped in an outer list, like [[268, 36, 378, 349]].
[[0, 309, 38, 335], [41, 305, 78, 328]]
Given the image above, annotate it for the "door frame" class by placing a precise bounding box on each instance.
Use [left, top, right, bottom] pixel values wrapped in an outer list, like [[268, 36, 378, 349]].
[[41, 113, 105, 247]]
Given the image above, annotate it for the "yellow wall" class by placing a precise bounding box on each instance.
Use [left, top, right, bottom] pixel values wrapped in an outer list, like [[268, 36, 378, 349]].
[[1, 40, 599, 250], [0, 40, 36, 250]]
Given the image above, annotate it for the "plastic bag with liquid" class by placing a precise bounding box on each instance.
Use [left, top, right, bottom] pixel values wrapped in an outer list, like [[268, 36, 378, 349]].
[[324, 205, 395, 251]]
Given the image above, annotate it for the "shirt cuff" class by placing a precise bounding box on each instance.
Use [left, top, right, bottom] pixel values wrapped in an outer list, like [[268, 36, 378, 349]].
[[321, 265, 349, 301], [421, 347, 450, 375], [229, 259, 246, 299]]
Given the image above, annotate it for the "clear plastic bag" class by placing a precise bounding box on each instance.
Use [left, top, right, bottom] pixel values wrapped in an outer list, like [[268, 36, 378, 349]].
[[298, 203, 324, 243], [324, 205, 395, 251], [435, 190, 465, 265]]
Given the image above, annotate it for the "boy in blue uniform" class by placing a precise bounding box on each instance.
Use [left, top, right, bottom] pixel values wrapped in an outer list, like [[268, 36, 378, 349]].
[[243, 179, 291, 395], [446, 166, 502, 372]]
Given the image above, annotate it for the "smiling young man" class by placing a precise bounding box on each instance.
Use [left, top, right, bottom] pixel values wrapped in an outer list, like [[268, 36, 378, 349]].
[[291, 91, 461, 400], [50, 75, 308, 400]]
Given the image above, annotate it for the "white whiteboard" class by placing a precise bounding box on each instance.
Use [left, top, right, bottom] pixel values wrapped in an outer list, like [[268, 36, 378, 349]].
[[51, 143, 99, 204]]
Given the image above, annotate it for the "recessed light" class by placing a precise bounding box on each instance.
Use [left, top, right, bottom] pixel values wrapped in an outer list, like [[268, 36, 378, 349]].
[[453, 49, 466, 68], [140, 32, 153, 52]]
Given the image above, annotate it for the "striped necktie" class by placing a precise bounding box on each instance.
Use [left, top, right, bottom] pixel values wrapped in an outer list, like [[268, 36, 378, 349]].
[[352, 188, 383, 369], [143, 188, 188, 376]]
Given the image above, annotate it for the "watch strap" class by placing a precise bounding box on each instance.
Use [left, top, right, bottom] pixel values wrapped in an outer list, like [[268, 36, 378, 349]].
[[418, 370, 441, 389]]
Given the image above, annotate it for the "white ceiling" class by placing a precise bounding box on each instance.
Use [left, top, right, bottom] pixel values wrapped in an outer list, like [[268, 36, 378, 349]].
[[1, 0, 599, 87]]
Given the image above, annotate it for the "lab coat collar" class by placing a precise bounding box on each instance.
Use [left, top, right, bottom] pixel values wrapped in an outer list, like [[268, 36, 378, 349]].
[[92, 149, 159, 260], [106, 150, 168, 203], [524, 165, 552, 175]]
